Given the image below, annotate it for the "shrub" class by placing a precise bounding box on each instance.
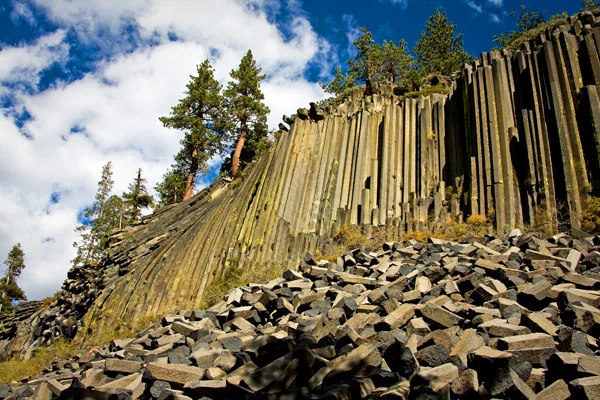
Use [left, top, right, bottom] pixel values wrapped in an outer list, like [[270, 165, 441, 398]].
[[0, 339, 77, 383], [581, 197, 600, 234], [401, 85, 449, 99], [40, 290, 63, 308], [494, 12, 568, 50]]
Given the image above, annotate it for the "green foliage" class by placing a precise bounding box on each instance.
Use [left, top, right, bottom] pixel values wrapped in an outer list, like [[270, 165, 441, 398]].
[[321, 28, 419, 96], [398, 66, 424, 92], [154, 168, 186, 207], [122, 168, 154, 224], [223, 49, 270, 177], [72, 162, 119, 266], [401, 85, 449, 99], [1, 243, 27, 310], [0, 339, 77, 383], [160, 59, 226, 198], [414, 8, 471, 75], [582, 0, 600, 11], [200, 261, 286, 309], [582, 197, 600, 234], [320, 66, 356, 96], [494, 6, 568, 49]]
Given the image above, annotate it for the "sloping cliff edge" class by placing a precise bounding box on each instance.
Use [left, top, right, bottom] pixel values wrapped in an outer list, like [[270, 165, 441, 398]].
[[2, 10, 600, 359]]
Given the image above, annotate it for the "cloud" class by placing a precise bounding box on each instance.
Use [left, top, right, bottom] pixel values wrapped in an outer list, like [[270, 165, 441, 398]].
[[0, 0, 330, 300], [466, 1, 483, 14], [9, 1, 36, 26], [379, 0, 409, 9], [489, 13, 501, 23], [342, 14, 361, 58], [0, 30, 68, 91], [488, 0, 503, 7]]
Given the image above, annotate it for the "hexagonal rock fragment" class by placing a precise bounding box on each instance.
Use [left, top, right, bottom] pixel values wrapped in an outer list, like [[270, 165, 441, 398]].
[[497, 333, 554, 351], [419, 303, 463, 329], [532, 379, 570, 400], [451, 369, 479, 397], [570, 375, 600, 400], [378, 304, 415, 330], [145, 362, 205, 386], [411, 363, 459, 393], [184, 380, 227, 398], [105, 359, 143, 374], [383, 341, 418, 379]]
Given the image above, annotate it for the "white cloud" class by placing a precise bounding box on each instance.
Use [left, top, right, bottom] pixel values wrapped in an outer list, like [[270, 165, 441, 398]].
[[0, 30, 68, 90], [0, 0, 329, 300], [488, 0, 503, 7], [489, 13, 501, 23], [466, 1, 483, 14], [10, 1, 36, 26], [379, 0, 409, 9], [342, 14, 361, 58]]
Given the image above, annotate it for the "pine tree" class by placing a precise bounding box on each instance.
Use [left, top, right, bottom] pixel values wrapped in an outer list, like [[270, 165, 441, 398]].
[[414, 9, 471, 76], [224, 50, 270, 177], [154, 168, 186, 207], [72, 161, 118, 266], [320, 66, 356, 96], [347, 27, 383, 91], [160, 60, 225, 201], [122, 168, 154, 224], [582, 0, 600, 11], [1, 243, 27, 311], [380, 40, 409, 84], [320, 29, 418, 95]]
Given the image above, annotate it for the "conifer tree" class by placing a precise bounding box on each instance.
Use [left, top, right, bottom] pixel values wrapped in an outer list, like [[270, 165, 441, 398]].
[[160, 59, 225, 201], [380, 39, 410, 84], [122, 168, 154, 224], [72, 161, 118, 266], [154, 168, 186, 207], [1, 243, 27, 311], [224, 50, 270, 177], [414, 9, 471, 76], [320, 66, 356, 96], [320, 29, 418, 95], [347, 27, 383, 91], [582, 0, 600, 11]]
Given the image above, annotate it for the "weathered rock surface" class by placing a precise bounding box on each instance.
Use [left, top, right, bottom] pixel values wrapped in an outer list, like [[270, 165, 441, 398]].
[[3, 10, 600, 383], [3, 230, 600, 399]]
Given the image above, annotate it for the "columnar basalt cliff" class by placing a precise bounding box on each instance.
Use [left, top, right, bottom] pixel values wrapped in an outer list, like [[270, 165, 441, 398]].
[[2, 11, 600, 360]]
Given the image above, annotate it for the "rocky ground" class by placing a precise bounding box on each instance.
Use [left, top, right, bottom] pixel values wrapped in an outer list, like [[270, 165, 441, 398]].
[[1, 230, 600, 399]]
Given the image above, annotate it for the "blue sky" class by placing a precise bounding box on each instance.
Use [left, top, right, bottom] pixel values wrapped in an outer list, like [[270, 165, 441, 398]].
[[0, 0, 581, 300]]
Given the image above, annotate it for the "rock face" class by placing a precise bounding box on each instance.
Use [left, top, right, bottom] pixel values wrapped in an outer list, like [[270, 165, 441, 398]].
[[3, 10, 600, 359], [3, 231, 600, 399]]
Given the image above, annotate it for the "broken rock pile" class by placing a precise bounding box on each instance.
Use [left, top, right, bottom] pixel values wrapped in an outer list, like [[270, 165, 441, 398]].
[[2, 230, 600, 399]]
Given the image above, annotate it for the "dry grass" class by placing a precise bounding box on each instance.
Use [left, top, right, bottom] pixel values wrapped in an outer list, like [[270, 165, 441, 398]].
[[0, 339, 77, 384], [40, 290, 63, 308], [402, 214, 492, 243], [200, 261, 286, 309]]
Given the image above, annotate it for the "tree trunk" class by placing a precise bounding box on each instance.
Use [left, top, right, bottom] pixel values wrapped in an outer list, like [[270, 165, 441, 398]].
[[183, 148, 198, 201], [231, 124, 247, 177]]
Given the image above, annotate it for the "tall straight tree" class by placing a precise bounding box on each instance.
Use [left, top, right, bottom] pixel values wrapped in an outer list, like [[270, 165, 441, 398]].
[[160, 59, 225, 200], [122, 168, 154, 224], [72, 161, 117, 266], [224, 50, 270, 177], [414, 9, 470, 76], [1, 244, 27, 311]]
